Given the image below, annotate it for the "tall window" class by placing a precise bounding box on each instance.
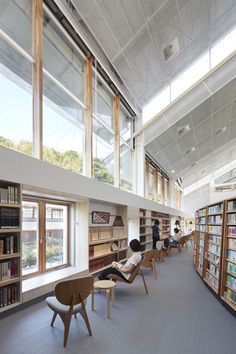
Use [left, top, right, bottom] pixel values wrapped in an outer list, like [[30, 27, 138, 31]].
[[0, 0, 33, 156], [120, 108, 133, 191], [93, 75, 114, 184], [22, 199, 68, 276], [42, 8, 86, 174]]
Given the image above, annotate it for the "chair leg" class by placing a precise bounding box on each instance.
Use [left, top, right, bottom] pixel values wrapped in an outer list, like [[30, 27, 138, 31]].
[[81, 301, 92, 336], [140, 271, 148, 295], [60, 314, 72, 348], [151, 259, 157, 280], [51, 311, 57, 327]]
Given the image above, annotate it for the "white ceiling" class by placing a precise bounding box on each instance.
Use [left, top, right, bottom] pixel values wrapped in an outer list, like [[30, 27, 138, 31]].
[[71, 0, 236, 107], [146, 78, 236, 187], [64, 0, 236, 188]]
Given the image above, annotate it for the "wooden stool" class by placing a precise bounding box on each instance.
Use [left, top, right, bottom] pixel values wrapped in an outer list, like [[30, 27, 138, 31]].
[[91, 280, 116, 319]]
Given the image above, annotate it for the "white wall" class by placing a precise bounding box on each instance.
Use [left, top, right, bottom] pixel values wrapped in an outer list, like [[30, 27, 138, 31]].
[[183, 183, 211, 215]]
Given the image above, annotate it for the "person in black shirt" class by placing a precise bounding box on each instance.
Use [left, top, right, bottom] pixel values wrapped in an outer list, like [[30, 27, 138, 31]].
[[152, 219, 160, 249]]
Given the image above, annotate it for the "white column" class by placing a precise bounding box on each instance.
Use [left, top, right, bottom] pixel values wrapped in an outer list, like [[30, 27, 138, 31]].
[[134, 133, 145, 197]]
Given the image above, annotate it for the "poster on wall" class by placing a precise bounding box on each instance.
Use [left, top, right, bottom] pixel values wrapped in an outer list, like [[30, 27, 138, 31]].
[[92, 211, 110, 224]]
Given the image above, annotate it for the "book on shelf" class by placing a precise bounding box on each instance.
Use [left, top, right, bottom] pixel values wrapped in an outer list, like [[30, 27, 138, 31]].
[[208, 225, 222, 235], [228, 238, 236, 249], [111, 242, 118, 251], [228, 200, 236, 211], [208, 204, 223, 214], [208, 215, 222, 224], [0, 259, 18, 280], [0, 208, 20, 229], [0, 186, 19, 204], [227, 213, 236, 224], [225, 288, 236, 305], [227, 226, 236, 235], [227, 250, 236, 262], [227, 261, 236, 275], [0, 284, 18, 307], [226, 275, 236, 291]]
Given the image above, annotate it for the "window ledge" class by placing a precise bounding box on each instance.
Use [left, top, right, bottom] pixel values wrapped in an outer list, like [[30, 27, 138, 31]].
[[22, 266, 83, 293]]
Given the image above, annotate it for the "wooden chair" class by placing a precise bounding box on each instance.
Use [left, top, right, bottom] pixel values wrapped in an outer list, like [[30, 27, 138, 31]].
[[156, 241, 165, 261], [108, 260, 148, 295], [170, 236, 186, 253], [142, 249, 159, 279], [46, 276, 93, 347]]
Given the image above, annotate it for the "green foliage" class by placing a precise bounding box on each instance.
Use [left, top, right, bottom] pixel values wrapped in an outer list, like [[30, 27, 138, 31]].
[[0, 135, 114, 184], [22, 244, 37, 269], [93, 157, 114, 184]]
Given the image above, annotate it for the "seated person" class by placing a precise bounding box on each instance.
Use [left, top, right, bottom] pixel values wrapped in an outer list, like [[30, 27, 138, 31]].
[[98, 239, 142, 281], [169, 227, 181, 247], [162, 237, 170, 249]]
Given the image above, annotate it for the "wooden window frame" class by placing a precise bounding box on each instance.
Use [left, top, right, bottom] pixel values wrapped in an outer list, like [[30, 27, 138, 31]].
[[22, 196, 70, 279]]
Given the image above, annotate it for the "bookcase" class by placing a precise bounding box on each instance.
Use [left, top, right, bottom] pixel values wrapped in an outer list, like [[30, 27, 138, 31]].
[[194, 199, 236, 314], [139, 209, 152, 252], [0, 180, 21, 311], [89, 216, 128, 273], [139, 209, 170, 253], [220, 198, 236, 311]]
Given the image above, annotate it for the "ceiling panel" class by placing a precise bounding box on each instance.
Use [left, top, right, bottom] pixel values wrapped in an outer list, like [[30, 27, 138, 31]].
[[191, 97, 212, 127], [194, 119, 212, 143]]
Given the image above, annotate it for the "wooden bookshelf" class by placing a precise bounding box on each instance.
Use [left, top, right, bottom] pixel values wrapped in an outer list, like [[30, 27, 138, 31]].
[[151, 211, 170, 241], [88, 213, 128, 273], [0, 180, 21, 311], [139, 209, 152, 252], [220, 198, 236, 311], [194, 199, 236, 314]]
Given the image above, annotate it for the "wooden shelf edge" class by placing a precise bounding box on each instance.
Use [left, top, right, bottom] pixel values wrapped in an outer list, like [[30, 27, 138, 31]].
[[0, 301, 21, 313], [0, 252, 20, 260], [0, 229, 21, 233], [0, 277, 21, 287]]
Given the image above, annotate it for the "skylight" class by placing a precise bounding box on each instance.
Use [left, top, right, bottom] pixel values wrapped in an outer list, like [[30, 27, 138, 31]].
[[142, 26, 236, 124]]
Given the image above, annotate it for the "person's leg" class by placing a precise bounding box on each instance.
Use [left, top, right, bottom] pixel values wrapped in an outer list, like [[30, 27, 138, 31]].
[[98, 267, 128, 281], [152, 238, 157, 249]]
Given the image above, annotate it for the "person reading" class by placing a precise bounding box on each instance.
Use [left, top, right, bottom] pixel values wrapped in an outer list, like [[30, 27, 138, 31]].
[[169, 227, 181, 246], [98, 239, 142, 281]]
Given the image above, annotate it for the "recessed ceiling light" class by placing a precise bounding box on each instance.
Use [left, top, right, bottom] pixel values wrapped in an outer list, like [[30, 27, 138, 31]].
[[171, 169, 175, 173], [216, 126, 227, 136], [177, 124, 190, 137], [163, 38, 180, 62], [186, 146, 196, 155]]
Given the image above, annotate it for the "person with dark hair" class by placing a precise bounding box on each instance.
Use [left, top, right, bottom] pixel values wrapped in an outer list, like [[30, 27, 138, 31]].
[[152, 219, 160, 249], [98, 239, 142, 281], [169, 227, 181, 246]]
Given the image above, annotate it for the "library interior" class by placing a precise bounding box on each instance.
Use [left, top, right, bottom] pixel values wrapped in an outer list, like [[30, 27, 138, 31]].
[[0, 1, 236, 353]]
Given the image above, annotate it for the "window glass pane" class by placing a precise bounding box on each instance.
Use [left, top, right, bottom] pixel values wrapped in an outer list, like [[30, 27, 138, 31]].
[[211, 28, 236, 68], [148, 166, 155, 200], [120, 142, 132, 192], [171, 53, 209, 101], [43, 74, 85, 174], [43, 10, 85, 102], [22, 201, 39, 275], [143, 86, 171, 124], [93, 76, 113, 129], [120, 109, 132, 145], [93, 118, 114, 185], [0, 37, 32, 156], [45, 204, 68, 269], [158, 173, 162, 202], [0, 0, 32, 55]]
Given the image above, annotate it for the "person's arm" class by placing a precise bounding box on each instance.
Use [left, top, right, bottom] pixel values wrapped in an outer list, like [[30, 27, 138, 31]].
[[119, 263, 136, 274]]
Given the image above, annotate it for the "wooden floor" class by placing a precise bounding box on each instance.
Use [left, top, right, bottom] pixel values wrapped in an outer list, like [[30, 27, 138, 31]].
[[0, 247, 235, 354]]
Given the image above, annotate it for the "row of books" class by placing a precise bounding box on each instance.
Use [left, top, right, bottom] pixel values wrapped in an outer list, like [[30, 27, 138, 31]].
[[199, 217, 206, 224], [208, 244, 221, 256], [227, 250, 236, 262], [208, 204, 223, 214], [225, 288, 236, 306], [89, 253, 117, 272], [208, 263, 219, 279], [89, 230, 112, 241], [0, 208, 20, 229], [0, 186, 19, 204], [207, 252, 220, 265], [205, 271, 218, 290], [227, 261, 236, 275], [226, 275, 236, 291], [89, 243, 115, 258], [208, 234, 221, 245], [0, 235, 18, 255], [198, 209, 207, 217], [208, 225, 222, 235], [0, 259, 18, 281], [119, 239, 127, 249], [118, 250, 127, 260], [228, 238, 236, 250], [227, 214, 236, 224], [227, 226, 236, 235], [227, 200, 236, 211], [196, 225, 206, 232], [208, 215, 222, 224], [0, 285, 18, 307]]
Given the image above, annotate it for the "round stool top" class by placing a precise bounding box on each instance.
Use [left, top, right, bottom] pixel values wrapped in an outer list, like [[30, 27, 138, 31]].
[[94, 280, 116, 289]]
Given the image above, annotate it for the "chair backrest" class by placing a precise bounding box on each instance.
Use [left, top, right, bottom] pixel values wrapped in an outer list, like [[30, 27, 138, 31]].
[[156, 241, 163, 251], [127, 261, 142, 283], [142, 249, 158, 267], [179, 236, 186, 246], [55, 276, 93, 306]]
